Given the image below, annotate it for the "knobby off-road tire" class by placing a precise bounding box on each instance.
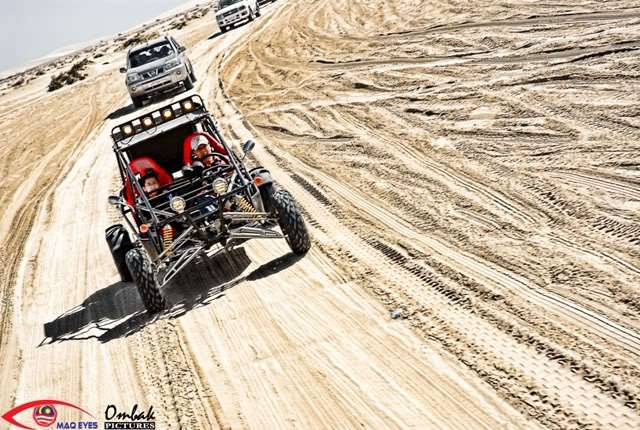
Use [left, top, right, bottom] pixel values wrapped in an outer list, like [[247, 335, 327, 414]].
[[271, 189, 311, 254], [105, 224, 134, 282], [125, 248, 166, 314]]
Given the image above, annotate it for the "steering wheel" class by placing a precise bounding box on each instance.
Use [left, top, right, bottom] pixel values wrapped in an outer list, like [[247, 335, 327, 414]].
[[197, 152, 230, 164]]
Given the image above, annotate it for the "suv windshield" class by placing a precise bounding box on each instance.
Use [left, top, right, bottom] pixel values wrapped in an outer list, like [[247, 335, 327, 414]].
[[218, 0, 242, 9], [129, 42, 175, 68]]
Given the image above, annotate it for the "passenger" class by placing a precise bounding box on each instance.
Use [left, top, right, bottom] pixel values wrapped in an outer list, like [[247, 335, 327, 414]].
[[139, 169, 166, 201]]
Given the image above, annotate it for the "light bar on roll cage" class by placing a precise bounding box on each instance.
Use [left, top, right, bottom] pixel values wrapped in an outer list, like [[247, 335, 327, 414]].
[[111, 95, 204, 142]]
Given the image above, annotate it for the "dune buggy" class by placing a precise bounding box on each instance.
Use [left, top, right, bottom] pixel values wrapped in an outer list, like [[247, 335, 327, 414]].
[[105, 94, 311, 313]]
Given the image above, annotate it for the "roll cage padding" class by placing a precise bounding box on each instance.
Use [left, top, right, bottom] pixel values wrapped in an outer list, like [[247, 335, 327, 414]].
[[123, 157, 174, 206], [183, 132, 227, 166]]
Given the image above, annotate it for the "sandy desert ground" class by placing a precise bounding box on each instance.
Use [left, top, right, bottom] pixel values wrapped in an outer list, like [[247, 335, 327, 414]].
[[1, 0, 639, 429]]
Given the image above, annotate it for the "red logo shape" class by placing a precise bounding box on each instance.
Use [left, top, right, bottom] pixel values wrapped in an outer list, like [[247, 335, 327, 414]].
[[2, 400, 96, 430]]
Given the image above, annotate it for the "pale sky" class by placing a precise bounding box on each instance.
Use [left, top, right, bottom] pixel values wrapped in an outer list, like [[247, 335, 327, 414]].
[[0, 0, 195, 72]]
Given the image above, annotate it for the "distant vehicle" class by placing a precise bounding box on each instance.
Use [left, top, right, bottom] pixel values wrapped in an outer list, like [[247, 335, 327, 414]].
[[120, 35, 197, 109], [105, 95, 311, 313], [216, 0, 260, 33]]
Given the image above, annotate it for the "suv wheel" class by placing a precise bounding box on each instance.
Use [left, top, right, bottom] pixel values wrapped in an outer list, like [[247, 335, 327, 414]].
[[248, 7, 255, 21], [270, 189, 311, 255], [256, 2, 261, 16], [125, 248, 166, 314], [105, 224, 134, 282], [189, 62, 197, 82], [184, 74, 194, 91], [131, 95, 143, 109]]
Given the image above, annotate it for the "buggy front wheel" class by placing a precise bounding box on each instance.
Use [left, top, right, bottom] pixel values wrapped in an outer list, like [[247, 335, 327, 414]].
[[125, 248, 166, 314], [271, 189, 311, 255]]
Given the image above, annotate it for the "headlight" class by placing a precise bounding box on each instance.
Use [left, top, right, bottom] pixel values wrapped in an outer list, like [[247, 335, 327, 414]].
[[127, 73, 141, 83], [212, 178, 228, 195], [162, 109, 174, 120], [165, 59, 180, 69], [142, 117, 154, 128], [122, 124, 135, 136], [239, 5, 246, 10], [170, 196, 187, 213], [182, 100, 194, 112]]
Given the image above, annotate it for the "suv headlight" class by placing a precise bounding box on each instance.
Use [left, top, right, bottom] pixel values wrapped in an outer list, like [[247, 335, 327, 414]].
[[239, 5, 246, 10], [127, 73, 141, 83], [165, 59, 180, 69]]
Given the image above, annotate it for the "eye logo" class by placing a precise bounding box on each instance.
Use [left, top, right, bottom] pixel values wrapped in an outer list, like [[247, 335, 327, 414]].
[[2, 400, 96, 430], [32, 405, 57, 427]]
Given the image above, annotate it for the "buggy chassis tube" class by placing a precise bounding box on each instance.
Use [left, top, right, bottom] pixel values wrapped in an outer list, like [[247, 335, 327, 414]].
[[153, 225, 197, 263], [157, 182, 253, 225], [125, 166, 160, 225], [204, 113, 254, 189], [160, 245, 205, 286], [119, 205, 145, 243]]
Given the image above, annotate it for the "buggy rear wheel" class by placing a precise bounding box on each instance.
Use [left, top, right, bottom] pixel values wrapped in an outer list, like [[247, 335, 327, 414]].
[[105, 224, 133, 282], [125, 248, 166, 314], [271, 189, 311, 255]]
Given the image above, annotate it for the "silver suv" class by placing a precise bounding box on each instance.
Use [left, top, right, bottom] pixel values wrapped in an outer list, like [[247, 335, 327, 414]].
[[120, 35, 197, 109]]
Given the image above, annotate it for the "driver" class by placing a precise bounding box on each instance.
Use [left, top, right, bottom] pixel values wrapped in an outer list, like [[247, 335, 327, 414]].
[[187, 136, 223, 216], [190, 135, 226, 168]]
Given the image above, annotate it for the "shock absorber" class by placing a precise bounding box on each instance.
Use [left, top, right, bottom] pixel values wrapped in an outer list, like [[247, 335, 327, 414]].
[[162, 225, 173, 255], [235, 196, 256, 213]]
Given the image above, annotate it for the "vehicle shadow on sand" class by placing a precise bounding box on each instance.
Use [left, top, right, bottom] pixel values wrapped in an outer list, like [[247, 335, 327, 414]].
[[106, 104, 137, 121], [41, 248, 303, 345], [208, 31, 225, 40]]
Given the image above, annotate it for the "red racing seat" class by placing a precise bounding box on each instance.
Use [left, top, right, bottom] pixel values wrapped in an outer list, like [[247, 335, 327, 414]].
[[182, 132, 227, 166], [123, 157, 173, 206]]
